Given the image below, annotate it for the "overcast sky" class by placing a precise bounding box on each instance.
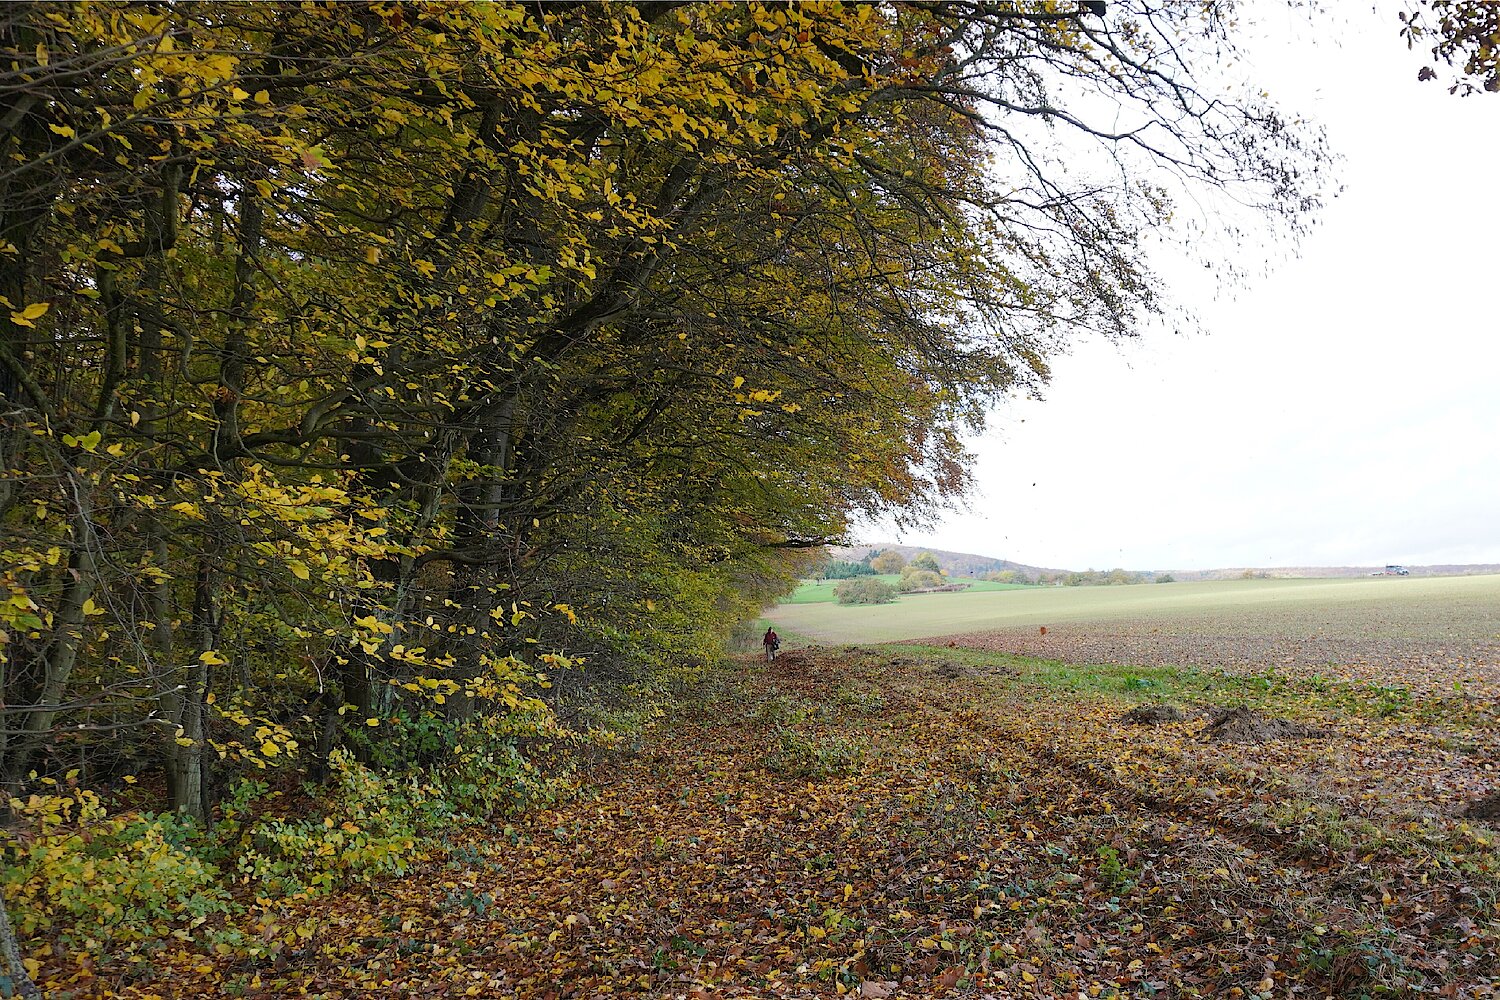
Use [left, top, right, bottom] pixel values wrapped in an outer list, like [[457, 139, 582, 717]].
[[888, 5, 1500, 573]]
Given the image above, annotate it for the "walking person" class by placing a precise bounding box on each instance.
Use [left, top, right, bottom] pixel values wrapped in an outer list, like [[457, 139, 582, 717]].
[[762, 626, 780, 662]]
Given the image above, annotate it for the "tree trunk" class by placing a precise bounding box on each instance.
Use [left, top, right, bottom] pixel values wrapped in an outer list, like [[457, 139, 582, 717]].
[[163, 557, 213, 822], [0, 888, 42, 1000], [1, 509, 97, 792], [445, 396, 517, 722]]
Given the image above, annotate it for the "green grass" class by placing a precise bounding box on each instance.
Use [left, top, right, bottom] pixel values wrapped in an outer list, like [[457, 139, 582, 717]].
[[782, 575, 1030, 604], [765, 573, 1500, 645], [879, 642, 1482, 726]]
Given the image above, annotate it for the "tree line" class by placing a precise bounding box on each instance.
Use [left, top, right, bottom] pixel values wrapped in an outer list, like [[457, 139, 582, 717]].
[[0, 1, 1325, 830]]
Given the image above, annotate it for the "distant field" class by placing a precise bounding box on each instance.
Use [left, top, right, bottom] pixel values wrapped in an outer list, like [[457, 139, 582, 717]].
[[782, 575, 1028, 604], [765, 574, 1500, 648]]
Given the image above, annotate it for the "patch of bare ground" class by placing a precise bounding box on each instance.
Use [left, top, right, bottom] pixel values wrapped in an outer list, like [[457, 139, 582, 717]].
[[1465, 790, 1500, 820], [1201, 705, 1323, 743], [1120, 703, 1186, 725]]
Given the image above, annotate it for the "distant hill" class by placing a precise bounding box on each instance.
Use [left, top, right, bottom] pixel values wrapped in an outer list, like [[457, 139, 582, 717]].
[[829, 544, 1500, 583], [1158, 564, 1500, 581], [825, 543, 1066, 580]]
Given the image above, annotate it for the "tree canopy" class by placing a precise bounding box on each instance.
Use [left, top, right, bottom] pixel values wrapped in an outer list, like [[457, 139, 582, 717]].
[[1404, 1, 1500, 93]]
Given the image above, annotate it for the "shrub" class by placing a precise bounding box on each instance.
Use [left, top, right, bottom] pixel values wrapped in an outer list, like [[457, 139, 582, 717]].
[[2, 784, 230, 957], [834, 577, 897, 605], [2, 721, 564, 970], [898, 569, 944, 592], [227, 750, 426, 897], [231, 723, 555, 898]]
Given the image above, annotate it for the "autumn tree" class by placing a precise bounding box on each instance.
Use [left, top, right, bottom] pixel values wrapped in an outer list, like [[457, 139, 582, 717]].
[[0, 0, 1328, 826], [909, 552, 944, 576], [1403, 2, 1500, 93], [870, 551, 907, 575]]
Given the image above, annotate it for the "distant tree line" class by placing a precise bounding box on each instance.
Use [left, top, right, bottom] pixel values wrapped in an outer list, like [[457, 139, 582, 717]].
[[820, 560, 877, 580], [983, 568, 1158, 587]]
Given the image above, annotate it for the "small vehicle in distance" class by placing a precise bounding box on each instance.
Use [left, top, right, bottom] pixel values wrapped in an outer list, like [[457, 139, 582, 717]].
[[1383, 565, 1410, 576]]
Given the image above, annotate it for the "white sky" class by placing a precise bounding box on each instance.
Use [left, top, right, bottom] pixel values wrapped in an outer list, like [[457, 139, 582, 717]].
[[890, 5, 1500, 572]]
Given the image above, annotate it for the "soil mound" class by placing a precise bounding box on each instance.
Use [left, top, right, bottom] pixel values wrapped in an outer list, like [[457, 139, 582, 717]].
[[1121, 704, 1186, 725], [1463, 791, 1500, 820], [1203, 705, 1321, 744], [934, 660, 967, 679]]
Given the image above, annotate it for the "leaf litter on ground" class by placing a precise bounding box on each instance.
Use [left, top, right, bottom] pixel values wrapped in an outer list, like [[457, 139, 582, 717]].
[[60, 645, 1500, 999]]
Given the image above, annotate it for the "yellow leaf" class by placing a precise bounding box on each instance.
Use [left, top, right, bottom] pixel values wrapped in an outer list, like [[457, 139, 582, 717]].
[[254, 89, 270, 104], [260, 740, 279, 757], [365, 717, 380, 726], [9, 301, 49, 327], [49, 123, 75, 139], [199, 649, 228, 665], [288, 560, 310, 581], [230, 86, 250, 101]]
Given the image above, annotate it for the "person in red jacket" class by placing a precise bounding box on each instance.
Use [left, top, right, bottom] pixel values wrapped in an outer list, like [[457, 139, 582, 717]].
[[762, 626, 780, 661]]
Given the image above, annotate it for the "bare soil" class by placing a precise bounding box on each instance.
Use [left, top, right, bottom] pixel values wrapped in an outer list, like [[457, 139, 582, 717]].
[[1120, 704, 1186, 725], [930, 620, 1500, 699], [1202, 705, 1322, 744], [1465, 790, 1500, 820]]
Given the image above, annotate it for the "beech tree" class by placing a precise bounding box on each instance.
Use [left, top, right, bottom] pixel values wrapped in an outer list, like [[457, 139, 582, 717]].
[[1403, 1, 1500, 93]]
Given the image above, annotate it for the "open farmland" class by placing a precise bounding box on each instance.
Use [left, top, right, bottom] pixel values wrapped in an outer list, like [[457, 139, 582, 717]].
[[783, 576, 1028, 604], [765, 575, 1500, 697]]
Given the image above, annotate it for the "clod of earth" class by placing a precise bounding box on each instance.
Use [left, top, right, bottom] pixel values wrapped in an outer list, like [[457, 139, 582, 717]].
[[934, 660, 967, 678], [1203, 705, 1323, 743], [1121, 703, 1187, 725], [1464, 790, 1500, 820]]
